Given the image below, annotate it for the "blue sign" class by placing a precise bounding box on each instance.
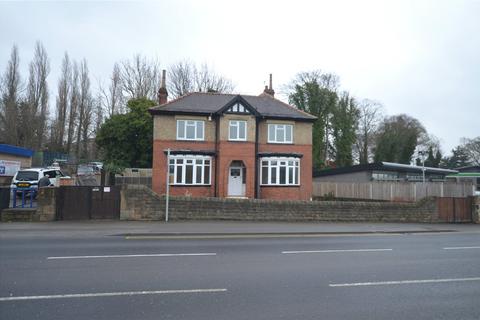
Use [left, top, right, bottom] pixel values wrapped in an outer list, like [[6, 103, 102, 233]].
[[0, 166, 4, 175]]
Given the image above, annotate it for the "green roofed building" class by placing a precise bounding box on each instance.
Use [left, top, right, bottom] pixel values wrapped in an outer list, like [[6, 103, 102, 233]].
[[446, 166, 480, 194]]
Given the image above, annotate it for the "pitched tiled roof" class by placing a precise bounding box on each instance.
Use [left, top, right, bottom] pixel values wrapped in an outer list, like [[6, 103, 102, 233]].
[[149, 92, 316, 121]]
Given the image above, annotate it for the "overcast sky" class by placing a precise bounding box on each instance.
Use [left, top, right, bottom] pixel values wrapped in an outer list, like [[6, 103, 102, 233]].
[[1, 0, 479, 154]]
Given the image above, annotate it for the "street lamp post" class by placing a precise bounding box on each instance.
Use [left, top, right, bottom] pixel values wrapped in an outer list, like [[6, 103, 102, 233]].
[[418, 150, 426, 184], [165, 148, 170, 222], [422, 156, 426, 184]]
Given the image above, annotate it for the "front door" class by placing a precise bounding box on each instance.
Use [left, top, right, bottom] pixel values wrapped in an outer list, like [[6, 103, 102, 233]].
[[228, 167, 244, 197]]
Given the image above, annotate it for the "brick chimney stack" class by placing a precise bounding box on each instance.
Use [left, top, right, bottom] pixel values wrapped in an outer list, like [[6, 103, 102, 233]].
[[263, 73, 275, 97], [158, 69, 168, 105]]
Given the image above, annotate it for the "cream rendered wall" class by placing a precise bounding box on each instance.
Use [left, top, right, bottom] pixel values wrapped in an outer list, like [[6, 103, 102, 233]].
[[153, 115, 215, 142], [258, 120, 312, 145], [219, 114, 256, 142]]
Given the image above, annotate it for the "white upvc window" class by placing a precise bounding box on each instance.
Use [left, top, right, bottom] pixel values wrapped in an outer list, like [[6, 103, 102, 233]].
[[229, 120, 247, 141], [260, 157, 300, 186], [268, 124, 293, 144], [168, 155, 211, 185], [176, 120, 204, 141]]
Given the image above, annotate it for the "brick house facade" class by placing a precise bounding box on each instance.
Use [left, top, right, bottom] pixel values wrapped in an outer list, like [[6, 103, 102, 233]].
[[149, 74, 316, 200]]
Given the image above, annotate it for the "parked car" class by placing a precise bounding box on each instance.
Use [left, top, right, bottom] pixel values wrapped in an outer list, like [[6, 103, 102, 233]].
[[89, 162, 103, 171], [10, 168, 69, 196], [77, 165, 96, 176]]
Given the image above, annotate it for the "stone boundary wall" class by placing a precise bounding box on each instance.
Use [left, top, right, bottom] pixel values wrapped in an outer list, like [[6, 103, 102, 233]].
[[474, 196, 480, 224], [120, 185, 439, 223], [36, 187, 57, 221], [0, 187, 56, 222]]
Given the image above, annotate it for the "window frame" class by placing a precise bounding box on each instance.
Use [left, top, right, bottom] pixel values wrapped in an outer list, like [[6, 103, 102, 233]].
[[260, 157, 300, 186], [228, 120, 247, 141], [371, 171, 400, 181], [176, 120, 205, 141], [267, 124, 293, 144], [168, 155, 212, 185]]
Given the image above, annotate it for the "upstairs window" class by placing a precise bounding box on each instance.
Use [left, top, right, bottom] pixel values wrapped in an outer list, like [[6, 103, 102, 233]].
[[177, 120, 204, 141], [229, 120, 247, 141], [268, 124, 293, 144]]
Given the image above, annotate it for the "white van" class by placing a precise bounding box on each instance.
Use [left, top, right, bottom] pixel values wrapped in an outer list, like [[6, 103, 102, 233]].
[[10, 168, 68, 195]]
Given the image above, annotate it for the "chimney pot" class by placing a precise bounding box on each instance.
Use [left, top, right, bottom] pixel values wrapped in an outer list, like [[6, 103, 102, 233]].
[[158, 69, 168, 105], [263, 74, 275, 97]]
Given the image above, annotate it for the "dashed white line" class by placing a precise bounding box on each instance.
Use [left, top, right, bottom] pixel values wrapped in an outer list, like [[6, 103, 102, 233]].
[[329, 277, 480, 287], [47, 253, 216, 260], [443, 246, 480, 250], [282, 248, 393, 254], [0, 288, 228, 302]]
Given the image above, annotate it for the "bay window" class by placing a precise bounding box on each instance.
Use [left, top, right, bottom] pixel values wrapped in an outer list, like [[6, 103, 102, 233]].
[[261, 157, 299, 185], [169, 155, 211, 185]]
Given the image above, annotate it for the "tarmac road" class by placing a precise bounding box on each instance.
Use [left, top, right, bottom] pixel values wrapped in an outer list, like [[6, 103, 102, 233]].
[[1, 221, 479, 320]]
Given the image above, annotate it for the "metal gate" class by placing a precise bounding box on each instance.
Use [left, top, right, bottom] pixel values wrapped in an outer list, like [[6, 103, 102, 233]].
[[56, 186, 120, 220], [437, 197, 473, 223]]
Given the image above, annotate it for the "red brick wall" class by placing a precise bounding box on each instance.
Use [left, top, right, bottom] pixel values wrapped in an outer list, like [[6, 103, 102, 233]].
[[152, 140, 216, 197], [216, 141, 255, 198], [258, 143, 312, 200], [152, 137, 313, 201]]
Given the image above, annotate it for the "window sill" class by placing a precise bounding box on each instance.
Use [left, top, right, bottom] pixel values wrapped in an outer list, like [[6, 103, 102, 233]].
[[170, 184, 212, 187], [267, 141, 294, 145], [260, 184, 300, 187]]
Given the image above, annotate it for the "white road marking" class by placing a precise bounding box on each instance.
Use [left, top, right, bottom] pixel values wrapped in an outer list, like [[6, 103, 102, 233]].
[[443, 246, 480, 250], [329, 277, 480, 287], [47, 253, 216, 260], [0, 288, 227, 302], [282, 248, 393, 254]]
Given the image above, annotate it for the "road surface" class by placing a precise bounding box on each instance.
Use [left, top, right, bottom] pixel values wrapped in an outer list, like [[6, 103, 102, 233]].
[[1, 223, 479, 319]]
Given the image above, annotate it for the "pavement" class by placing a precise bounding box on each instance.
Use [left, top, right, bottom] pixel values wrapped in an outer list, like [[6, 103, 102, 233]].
[[0, 220, 479, 239]]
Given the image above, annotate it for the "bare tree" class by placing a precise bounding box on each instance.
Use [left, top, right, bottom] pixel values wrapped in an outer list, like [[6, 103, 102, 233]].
[[0, 45, 22, 145], [92, 94, 104, 159], [461, 137, 480, 166], [100, 63, 124, 116], [354, 99, 384, 164], [26, 41, 50, 149], [81, 96, 94, 159], [66, 61, 79, 155], [53, 52, 71, 150], [168, 60, 234, 98], [119, 54, 161, 100], [74, 59, 91, 159], [167, 60, 195, 98], [194, 63, 234, 94]]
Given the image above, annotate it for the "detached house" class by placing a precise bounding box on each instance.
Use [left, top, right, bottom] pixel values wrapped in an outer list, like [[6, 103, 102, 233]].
[[149, 73, 316, 200]]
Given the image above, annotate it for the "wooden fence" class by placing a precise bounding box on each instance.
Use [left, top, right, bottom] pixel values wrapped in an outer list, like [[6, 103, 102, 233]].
[[312, 181, 475, 202]]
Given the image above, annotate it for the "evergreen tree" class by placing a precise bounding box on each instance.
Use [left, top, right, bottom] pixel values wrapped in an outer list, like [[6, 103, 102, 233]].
[[440, 146, 472, 168], [288, 71, 339, 168], [374, 114, 425, 164], [96, 98, 155, 168], [331, 92, 359, 167]]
